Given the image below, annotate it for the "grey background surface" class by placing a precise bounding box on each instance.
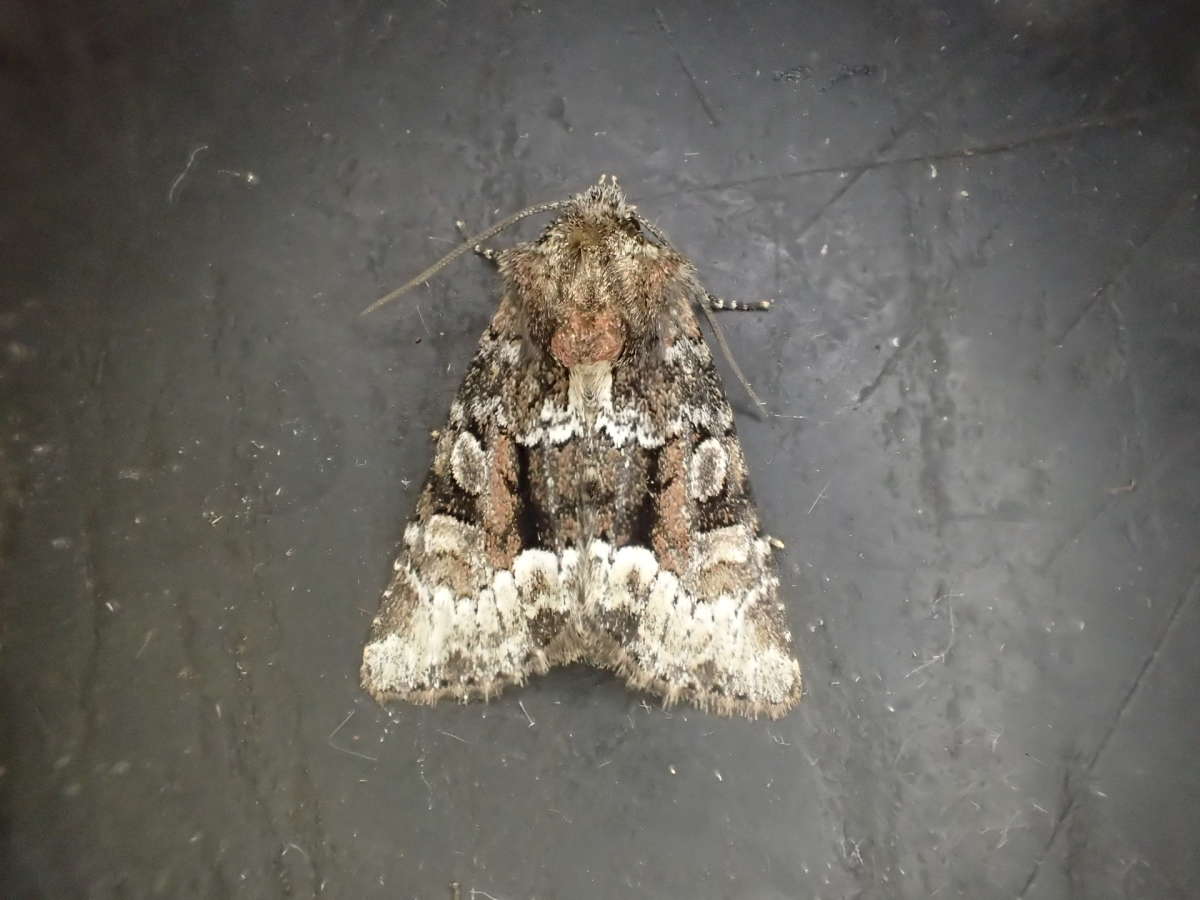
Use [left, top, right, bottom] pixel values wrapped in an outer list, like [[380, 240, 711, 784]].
[[2, 1, 1199, 897]]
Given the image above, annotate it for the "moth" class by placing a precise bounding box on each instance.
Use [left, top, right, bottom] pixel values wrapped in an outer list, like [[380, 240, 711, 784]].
[[360, 176, 802, 718]]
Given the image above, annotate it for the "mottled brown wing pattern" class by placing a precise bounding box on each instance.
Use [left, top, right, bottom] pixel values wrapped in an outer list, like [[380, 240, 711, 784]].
[[579, 299, 802, 718], [360, 297, 584, 704], [362, 176, 803, 718]]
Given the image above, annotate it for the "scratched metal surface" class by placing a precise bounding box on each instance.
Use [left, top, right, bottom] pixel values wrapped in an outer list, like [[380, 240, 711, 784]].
[[2, 1, 1199, 897]]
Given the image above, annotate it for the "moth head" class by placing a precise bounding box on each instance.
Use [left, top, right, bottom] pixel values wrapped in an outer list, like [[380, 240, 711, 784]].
[[499, 175, 693, 370]]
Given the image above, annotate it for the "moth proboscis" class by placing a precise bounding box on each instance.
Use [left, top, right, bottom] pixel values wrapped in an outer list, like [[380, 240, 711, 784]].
[[360, 175, 802, 718]]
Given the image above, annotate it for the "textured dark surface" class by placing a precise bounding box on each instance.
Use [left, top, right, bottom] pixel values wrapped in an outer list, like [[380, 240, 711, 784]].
[[3, 1, 1199, 897]]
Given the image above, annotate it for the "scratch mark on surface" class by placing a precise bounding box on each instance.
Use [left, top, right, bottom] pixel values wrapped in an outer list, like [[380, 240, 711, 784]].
[[1107, 294, 1150, 482], [1016, 567, 1199, 897], [905, 596, 957, 679], [807, 480, 831, 515], [856, 327, 921, 406], [415, 303, 432, 337], [1054, 183, 1197, 345], [135, 628, 156, 659], [327, 710, 378, 762], [1040, 432, 1200, 572], [654, 9, 720, 127], [768, 54, 977, 247], [650, 102, 1200, 203]]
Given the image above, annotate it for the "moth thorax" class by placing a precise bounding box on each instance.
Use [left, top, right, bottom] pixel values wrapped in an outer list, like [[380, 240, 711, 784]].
[[568, 360, 614, 416], [548, 308, 624, 368]]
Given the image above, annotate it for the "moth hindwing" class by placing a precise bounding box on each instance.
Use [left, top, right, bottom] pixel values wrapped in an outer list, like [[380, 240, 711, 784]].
[[362, 177, 802, 718]]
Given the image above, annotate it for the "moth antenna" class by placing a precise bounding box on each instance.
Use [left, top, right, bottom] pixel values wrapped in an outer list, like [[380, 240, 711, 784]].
[[700, 301, 767, 415], [640, 213, 767, 413], [361, 199, 565, 316]]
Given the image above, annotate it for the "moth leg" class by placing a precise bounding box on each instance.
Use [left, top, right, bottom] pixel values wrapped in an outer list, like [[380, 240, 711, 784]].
[[705, 292, 772, 312], [455, 220, 501, 264]]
